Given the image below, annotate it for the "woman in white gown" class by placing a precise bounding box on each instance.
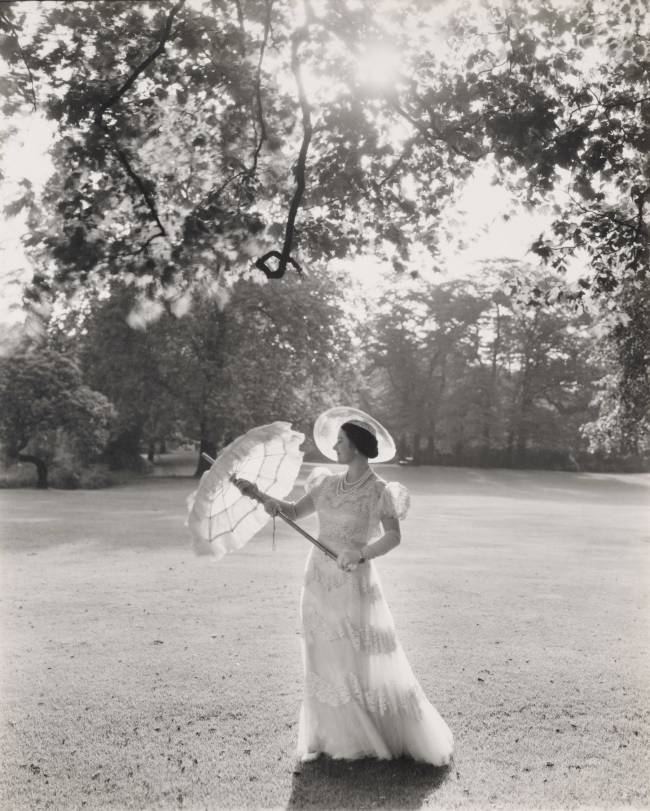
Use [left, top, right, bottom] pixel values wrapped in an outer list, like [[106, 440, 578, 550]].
[[262, 410, 454, 766]]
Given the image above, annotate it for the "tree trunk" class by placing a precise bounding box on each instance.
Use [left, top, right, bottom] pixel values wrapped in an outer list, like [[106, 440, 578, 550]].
[[17, 453, 48, 488], [506, 430, 514, 467], [513, 313, 540, 468], [412, 432, 421, 466], [194, 437, 217, 477], [159, 439, 167, 454], [515, 434, 528, 467], [515, 370, 533, 467], [104, 425, 145, 470], [482, 302, 501, 457], [425, 435, 435, 464], [147, 442, 155, 463]]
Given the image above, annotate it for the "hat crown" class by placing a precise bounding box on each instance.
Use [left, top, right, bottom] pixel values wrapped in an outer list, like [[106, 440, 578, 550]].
[[346, 419, 377, 436]]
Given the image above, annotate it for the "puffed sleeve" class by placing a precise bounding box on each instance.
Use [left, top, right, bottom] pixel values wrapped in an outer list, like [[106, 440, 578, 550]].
[[304, 466, 333, 503], [378, 481, 410, 521]]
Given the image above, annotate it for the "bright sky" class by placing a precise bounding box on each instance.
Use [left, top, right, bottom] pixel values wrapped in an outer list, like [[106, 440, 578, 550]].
[[0, 110, 56, 325]]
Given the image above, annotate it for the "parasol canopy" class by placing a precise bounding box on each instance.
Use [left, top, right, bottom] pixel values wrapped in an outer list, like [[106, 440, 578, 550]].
[[186, 421, 304, 559]]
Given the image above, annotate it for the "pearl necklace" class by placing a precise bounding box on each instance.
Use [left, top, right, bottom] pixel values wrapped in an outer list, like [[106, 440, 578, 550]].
[[336, 467, 373, 496]]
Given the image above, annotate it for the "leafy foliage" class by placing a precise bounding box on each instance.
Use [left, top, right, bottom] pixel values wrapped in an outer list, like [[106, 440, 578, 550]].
[[5, 0, 644, 298], [581, 281, 650, 457], [0, 348, 115, 486]]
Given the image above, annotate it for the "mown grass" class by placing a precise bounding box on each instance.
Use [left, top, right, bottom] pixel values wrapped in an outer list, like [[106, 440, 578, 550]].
[[0, 464, 649, 810]]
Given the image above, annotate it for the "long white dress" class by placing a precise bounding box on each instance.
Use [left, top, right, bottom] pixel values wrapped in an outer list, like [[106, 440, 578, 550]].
[[297, 467, 454, 765]]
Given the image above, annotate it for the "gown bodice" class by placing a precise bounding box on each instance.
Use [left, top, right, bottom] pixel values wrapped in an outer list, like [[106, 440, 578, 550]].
[[305, 466, 409, 557]]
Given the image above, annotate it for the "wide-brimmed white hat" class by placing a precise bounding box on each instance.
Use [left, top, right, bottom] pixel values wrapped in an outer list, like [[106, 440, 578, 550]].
[[314, 406, 396, 463]]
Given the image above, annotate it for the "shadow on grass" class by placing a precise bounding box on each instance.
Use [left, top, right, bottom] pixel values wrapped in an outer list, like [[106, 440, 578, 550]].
[[287, 755, 452, 809]]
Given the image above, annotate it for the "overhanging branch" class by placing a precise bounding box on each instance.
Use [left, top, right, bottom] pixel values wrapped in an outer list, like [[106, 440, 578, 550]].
[[256, 24, 312, 279], [97, 120, 168, 239], [94, 0, 186, 245], [96, 0, 185, 121], [250, 0, 273, 175], [392, 100, 485, 163], [192, 1, 272, 224]]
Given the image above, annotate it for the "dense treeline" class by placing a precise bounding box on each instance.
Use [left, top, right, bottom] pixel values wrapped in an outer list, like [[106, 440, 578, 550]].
[[1, 264, 646, 487], [364, 271, 604, 469]]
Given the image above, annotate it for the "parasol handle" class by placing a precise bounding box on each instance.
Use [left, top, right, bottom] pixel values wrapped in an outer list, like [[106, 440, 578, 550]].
[[275, 511, 338, 561], [200, 452, 338, 562]]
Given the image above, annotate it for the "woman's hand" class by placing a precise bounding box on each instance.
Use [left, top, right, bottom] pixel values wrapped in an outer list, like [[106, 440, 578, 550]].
[[337, 549, 363, 573], [232, 476, 263, 501], [264, 499, 281, 516]]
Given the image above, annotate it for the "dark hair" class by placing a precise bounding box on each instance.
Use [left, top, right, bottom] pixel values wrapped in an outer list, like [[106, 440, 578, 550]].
[[341, 422, 378, 459]]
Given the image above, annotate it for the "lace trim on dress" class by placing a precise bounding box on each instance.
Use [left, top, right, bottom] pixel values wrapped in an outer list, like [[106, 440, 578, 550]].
[[304, 566, 382, 599], [302, 606, 398, 655], [305, 670, 424, 720]]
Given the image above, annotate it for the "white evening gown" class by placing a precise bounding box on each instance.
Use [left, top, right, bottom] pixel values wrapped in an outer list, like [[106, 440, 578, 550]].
[[297, 467, 454, 765]]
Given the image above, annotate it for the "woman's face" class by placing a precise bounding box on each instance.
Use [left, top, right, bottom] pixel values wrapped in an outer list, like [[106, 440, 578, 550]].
[[334, 429, 356, 464]]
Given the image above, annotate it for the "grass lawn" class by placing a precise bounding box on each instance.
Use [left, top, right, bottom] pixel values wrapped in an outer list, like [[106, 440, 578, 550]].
[[0, 464, 648, 810]]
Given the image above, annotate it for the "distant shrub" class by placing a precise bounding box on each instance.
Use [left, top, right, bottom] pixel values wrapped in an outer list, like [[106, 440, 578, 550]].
[[49, 463, 82, 489], [0, 463, 37, 488], [78, 465, 113, 489], [48, 441, 82, 489]]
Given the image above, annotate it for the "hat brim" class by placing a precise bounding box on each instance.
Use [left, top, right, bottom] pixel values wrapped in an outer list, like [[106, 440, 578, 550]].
[[314, 407, 396, 464]]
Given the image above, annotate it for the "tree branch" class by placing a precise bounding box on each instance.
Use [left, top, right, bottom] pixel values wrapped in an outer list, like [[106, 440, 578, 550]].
[[97, 120, 168, 240], [391, 100, 485, 163], [568, 93, 650, 120], [631, 185, 650, 274], [256, 24, 311, 279], [475, 56, 510, 77], [375, 134, 420, 189], [234, 0, 246, 57], [566, 190, 637, 232], [0, 9, 37, 110], [191, 2, 272, 225], [96, 0, 185, 122], [250, 0, 273, 176], [94, 0, 186, 245]]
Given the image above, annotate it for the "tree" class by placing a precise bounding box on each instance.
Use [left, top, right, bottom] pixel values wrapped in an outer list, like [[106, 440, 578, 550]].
[[365, 269, 601, 468], [581, 282, 650, 459], [47, 285, 182, 470], [0, 349, 115, 487], [2, 0, 647, 447], [152, 269, 360, 474], [2, 0, 645, 290], [366, 280, 485, 463], [45, 269, 358, 475], [2, 0, 454, 297]]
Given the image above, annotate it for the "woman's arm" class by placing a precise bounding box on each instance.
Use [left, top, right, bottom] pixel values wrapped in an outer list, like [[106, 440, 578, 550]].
[[337, 517, 401, 571], [233, 476, 317, 520], [264, 492, 315, 521], [361, 517, 401, 560]]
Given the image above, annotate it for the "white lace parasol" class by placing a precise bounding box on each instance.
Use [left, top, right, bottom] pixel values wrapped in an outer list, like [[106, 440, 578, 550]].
[[186, 421, 305, 559]]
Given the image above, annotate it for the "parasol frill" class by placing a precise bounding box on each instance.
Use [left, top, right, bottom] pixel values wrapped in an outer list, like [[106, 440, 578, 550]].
[[186, 421, 304, 559]]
